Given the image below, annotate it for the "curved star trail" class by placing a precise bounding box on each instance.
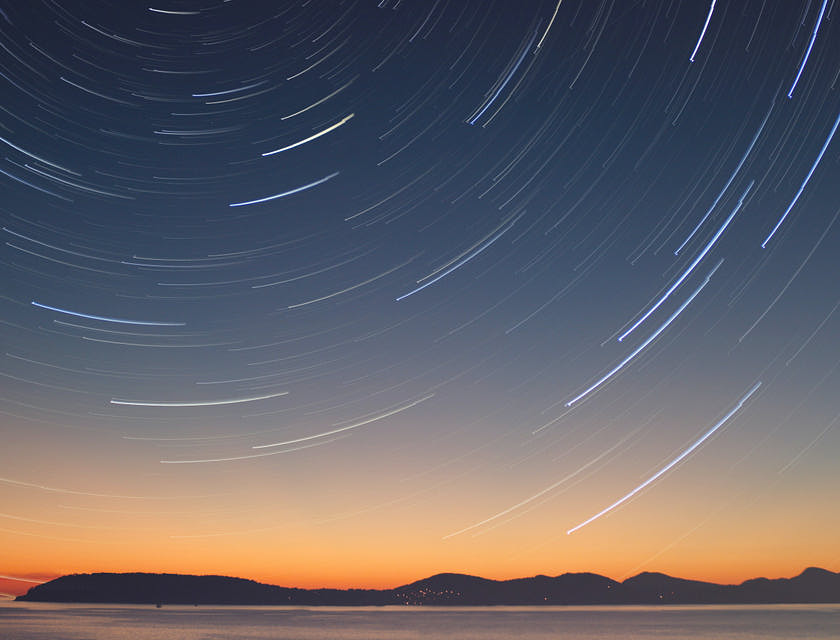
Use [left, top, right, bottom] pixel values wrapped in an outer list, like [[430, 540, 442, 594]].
[[1, 0, 838, 592]]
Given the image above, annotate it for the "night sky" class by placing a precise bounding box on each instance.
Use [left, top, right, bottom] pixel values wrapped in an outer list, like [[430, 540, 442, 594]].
[[2, 0, 839, 596]]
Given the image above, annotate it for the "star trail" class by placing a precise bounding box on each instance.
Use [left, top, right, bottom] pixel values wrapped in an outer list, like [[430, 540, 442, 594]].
[[1, 0, 838, 593]]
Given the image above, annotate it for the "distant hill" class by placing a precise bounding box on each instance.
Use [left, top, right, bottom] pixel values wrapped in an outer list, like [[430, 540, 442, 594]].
[[16, 567, 840, 605], [15, 572, 391, 606]]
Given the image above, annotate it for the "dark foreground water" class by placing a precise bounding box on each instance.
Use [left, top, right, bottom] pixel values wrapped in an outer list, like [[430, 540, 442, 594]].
[[1, 603, 838, 639]]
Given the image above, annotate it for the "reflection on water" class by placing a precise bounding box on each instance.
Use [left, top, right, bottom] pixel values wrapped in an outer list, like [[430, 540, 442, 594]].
[[0, 603, 838, 640]]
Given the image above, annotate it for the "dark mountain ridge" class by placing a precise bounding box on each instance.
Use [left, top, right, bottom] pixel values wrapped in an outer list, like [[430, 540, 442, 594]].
[[17, 567, 840, 605]]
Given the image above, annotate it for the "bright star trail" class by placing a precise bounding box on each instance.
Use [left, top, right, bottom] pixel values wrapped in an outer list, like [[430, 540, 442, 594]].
[[567, 382, 763, 535], [1, 0, 838, 595], [30, 302, 186, 327], [688, 0, 717, 63]]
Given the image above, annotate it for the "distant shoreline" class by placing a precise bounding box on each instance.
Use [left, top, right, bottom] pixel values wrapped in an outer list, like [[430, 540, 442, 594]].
[[16, 567, 840, 606], [7, 602, 840, 610]]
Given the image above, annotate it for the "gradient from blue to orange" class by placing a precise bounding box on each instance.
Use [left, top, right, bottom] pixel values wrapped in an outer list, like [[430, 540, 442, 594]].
[[1, 0, 839, 599]]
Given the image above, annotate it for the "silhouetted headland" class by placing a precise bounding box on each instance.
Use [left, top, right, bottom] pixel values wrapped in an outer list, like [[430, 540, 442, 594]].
[[15, 567, 840, 605]]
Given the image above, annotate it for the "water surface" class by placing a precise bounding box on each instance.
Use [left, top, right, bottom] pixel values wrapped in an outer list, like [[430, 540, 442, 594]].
[[1, 602, 837, 639]]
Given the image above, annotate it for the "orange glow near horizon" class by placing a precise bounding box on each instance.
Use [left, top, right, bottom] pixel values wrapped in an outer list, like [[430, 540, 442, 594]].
[[3, 407, 840, 598], [3, 443, 838, 597]]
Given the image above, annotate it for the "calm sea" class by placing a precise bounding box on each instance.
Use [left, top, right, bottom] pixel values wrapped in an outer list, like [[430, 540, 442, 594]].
[[1, 602, 837, 639]]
